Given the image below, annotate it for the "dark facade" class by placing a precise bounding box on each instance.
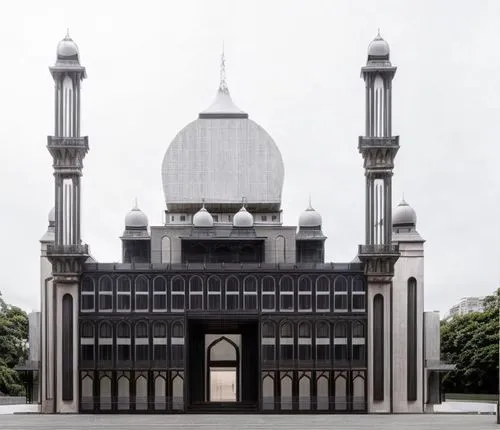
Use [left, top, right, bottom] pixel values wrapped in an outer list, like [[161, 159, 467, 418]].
[[78, 265, 367, 413]]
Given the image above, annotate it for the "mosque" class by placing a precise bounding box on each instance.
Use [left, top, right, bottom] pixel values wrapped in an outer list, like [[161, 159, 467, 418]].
[[38, 31, 449, 414]]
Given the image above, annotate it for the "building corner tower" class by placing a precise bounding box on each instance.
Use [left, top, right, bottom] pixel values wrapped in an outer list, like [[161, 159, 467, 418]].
[[357, 31, 400, 413], [42, 32, 89, 413]]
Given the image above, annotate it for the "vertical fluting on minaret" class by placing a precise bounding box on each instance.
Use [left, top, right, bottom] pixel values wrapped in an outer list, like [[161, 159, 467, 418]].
[[47, 32, 88, 252]]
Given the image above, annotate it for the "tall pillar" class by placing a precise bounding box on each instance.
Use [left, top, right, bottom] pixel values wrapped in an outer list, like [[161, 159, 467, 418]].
[[43, 32, 89, 414], [357, 31, 400, 413]]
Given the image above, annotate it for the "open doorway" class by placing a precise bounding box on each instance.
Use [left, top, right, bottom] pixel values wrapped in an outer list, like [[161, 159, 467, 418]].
[[206, 335, 240, 402]]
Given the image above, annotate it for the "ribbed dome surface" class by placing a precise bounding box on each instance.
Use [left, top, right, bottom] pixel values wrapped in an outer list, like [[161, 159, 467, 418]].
[[233, 206, 254, 228]]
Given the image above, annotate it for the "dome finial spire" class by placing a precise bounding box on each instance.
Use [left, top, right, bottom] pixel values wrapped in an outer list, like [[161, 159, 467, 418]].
[[134, 197, 138, 209], [219, 42, 229, 95], [66, 28, 70, 39], [308, 193, 313, 210]]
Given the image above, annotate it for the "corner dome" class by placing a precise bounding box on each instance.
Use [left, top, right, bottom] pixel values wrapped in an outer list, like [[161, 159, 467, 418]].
[[393, 199, 417, 226], [299, 204, 322, 228], [368, 30, 390, 59], [193, 205, 214, 227], [57, 31, 79, 61], [48, 207, 55, 226], [233, 206, 254, 228], [125, 204, 148, 228]]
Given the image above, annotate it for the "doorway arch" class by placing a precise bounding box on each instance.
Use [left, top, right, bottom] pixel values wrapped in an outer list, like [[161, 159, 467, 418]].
[[206, 336, 240, 402]]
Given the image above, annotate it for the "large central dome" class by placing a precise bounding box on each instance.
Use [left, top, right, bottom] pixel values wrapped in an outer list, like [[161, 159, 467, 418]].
[[162, 65, 284, 213]]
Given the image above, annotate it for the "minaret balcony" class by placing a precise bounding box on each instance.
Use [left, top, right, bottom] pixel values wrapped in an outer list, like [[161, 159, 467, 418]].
[[47, 244, 89, 257], [358, 136, 399, 148], [358, 244, 399, 256], [47, 136, 88, 149]]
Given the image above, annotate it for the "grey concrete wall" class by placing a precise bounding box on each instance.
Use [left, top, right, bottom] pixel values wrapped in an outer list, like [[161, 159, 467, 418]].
[[424, 311, 440, 362]]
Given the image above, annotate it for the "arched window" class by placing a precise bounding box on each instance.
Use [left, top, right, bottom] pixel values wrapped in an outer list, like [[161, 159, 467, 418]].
[[261, 276, 275, 311], [161, 236, 171, 264], [243, 276, 258, 310], [334, 276, 348, 311], [98, 322, 113, 363], [262, 374, 274, 410], [208, 276, 221, 310], [352, 276, 365, 311], [98, 276, 113, 311], [225, 276, 240, 310], [279, 322, 293, 361], [171, 276, 185, 311], [171, 372, 184, 410], [99, 373, 112, 410], [334, 371, 347, 411], [261, 322, 275, 362], [275, 236, 286, 263], [116, 322, 131, 362], [81, 277, 95, 311], [316, 321, 330, 362], [316, 276, 330, 311], [334, 322, 348, 362], [135, 276, 149, 311], [135, 322, 149, 362], [352, 321, 365, 364], [117, 276, 131, 311], [153, 322, 167, 364], [279, 276, 294, 311], [299, 372, 311, 410], [189, 276, 203, 310], [80, 322, 95, 364], [171, 322, 184, 364], [352, 371, 366, 410], [316, 373, 329, 410], [280, 373, 292, 410], [153, 277, 167, 311], [135, 374, 148, 410], [298, 276, 312, 311], [298, 322, 312, 361], [117, 373, 130, 410]]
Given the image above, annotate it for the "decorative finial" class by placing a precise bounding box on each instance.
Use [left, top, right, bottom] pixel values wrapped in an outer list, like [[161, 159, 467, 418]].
[[134, 197, 138, 209], [66, 28, 71, 39], [308, 193, 312, 210], [219, 43, 229, 95], [201, 197, 205, 209], [241, 196, 247, 207]]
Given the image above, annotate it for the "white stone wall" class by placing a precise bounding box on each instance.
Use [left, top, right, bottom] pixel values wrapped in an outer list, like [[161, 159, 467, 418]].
[[391, 236, 424, 413]]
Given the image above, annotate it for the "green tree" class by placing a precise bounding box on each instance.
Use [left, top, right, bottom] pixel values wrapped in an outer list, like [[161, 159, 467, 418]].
[[0, 291, 28, 395], [441, 288, 499, 394]]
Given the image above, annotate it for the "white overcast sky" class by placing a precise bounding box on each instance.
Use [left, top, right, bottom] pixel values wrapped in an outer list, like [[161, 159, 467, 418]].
[[0, 0, 498, 316]]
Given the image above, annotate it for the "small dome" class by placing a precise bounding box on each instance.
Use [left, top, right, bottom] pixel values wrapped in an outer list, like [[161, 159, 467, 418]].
[[299, 204, 322, 228], [233, 206, 254, 228], [193, 205, 214, 227], [57, 31, 79, 61], [393, 199, 417, 226], [368, 31, 390, 58], [48, 207, 55, 225], [125, 205, 148, 228]]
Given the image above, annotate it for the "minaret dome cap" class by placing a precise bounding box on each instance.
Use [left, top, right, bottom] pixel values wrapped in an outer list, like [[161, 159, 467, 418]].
[[57, 30, 80, 62], [367, 30, 390, 59]]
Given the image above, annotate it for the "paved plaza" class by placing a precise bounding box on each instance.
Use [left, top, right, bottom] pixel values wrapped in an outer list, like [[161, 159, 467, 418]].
[[0, 414, 497, 430]]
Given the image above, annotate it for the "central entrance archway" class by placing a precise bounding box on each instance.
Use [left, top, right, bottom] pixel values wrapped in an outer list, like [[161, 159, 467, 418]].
[[187, 319, 258, 412]]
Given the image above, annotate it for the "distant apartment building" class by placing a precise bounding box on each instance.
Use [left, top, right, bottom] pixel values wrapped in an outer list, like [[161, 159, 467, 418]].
[[446, 297, 485, 320]]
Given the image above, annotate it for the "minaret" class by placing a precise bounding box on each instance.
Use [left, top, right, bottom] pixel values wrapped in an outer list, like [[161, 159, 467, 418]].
[[357, 31, 400, 413], [43, 32, 88, 413]]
